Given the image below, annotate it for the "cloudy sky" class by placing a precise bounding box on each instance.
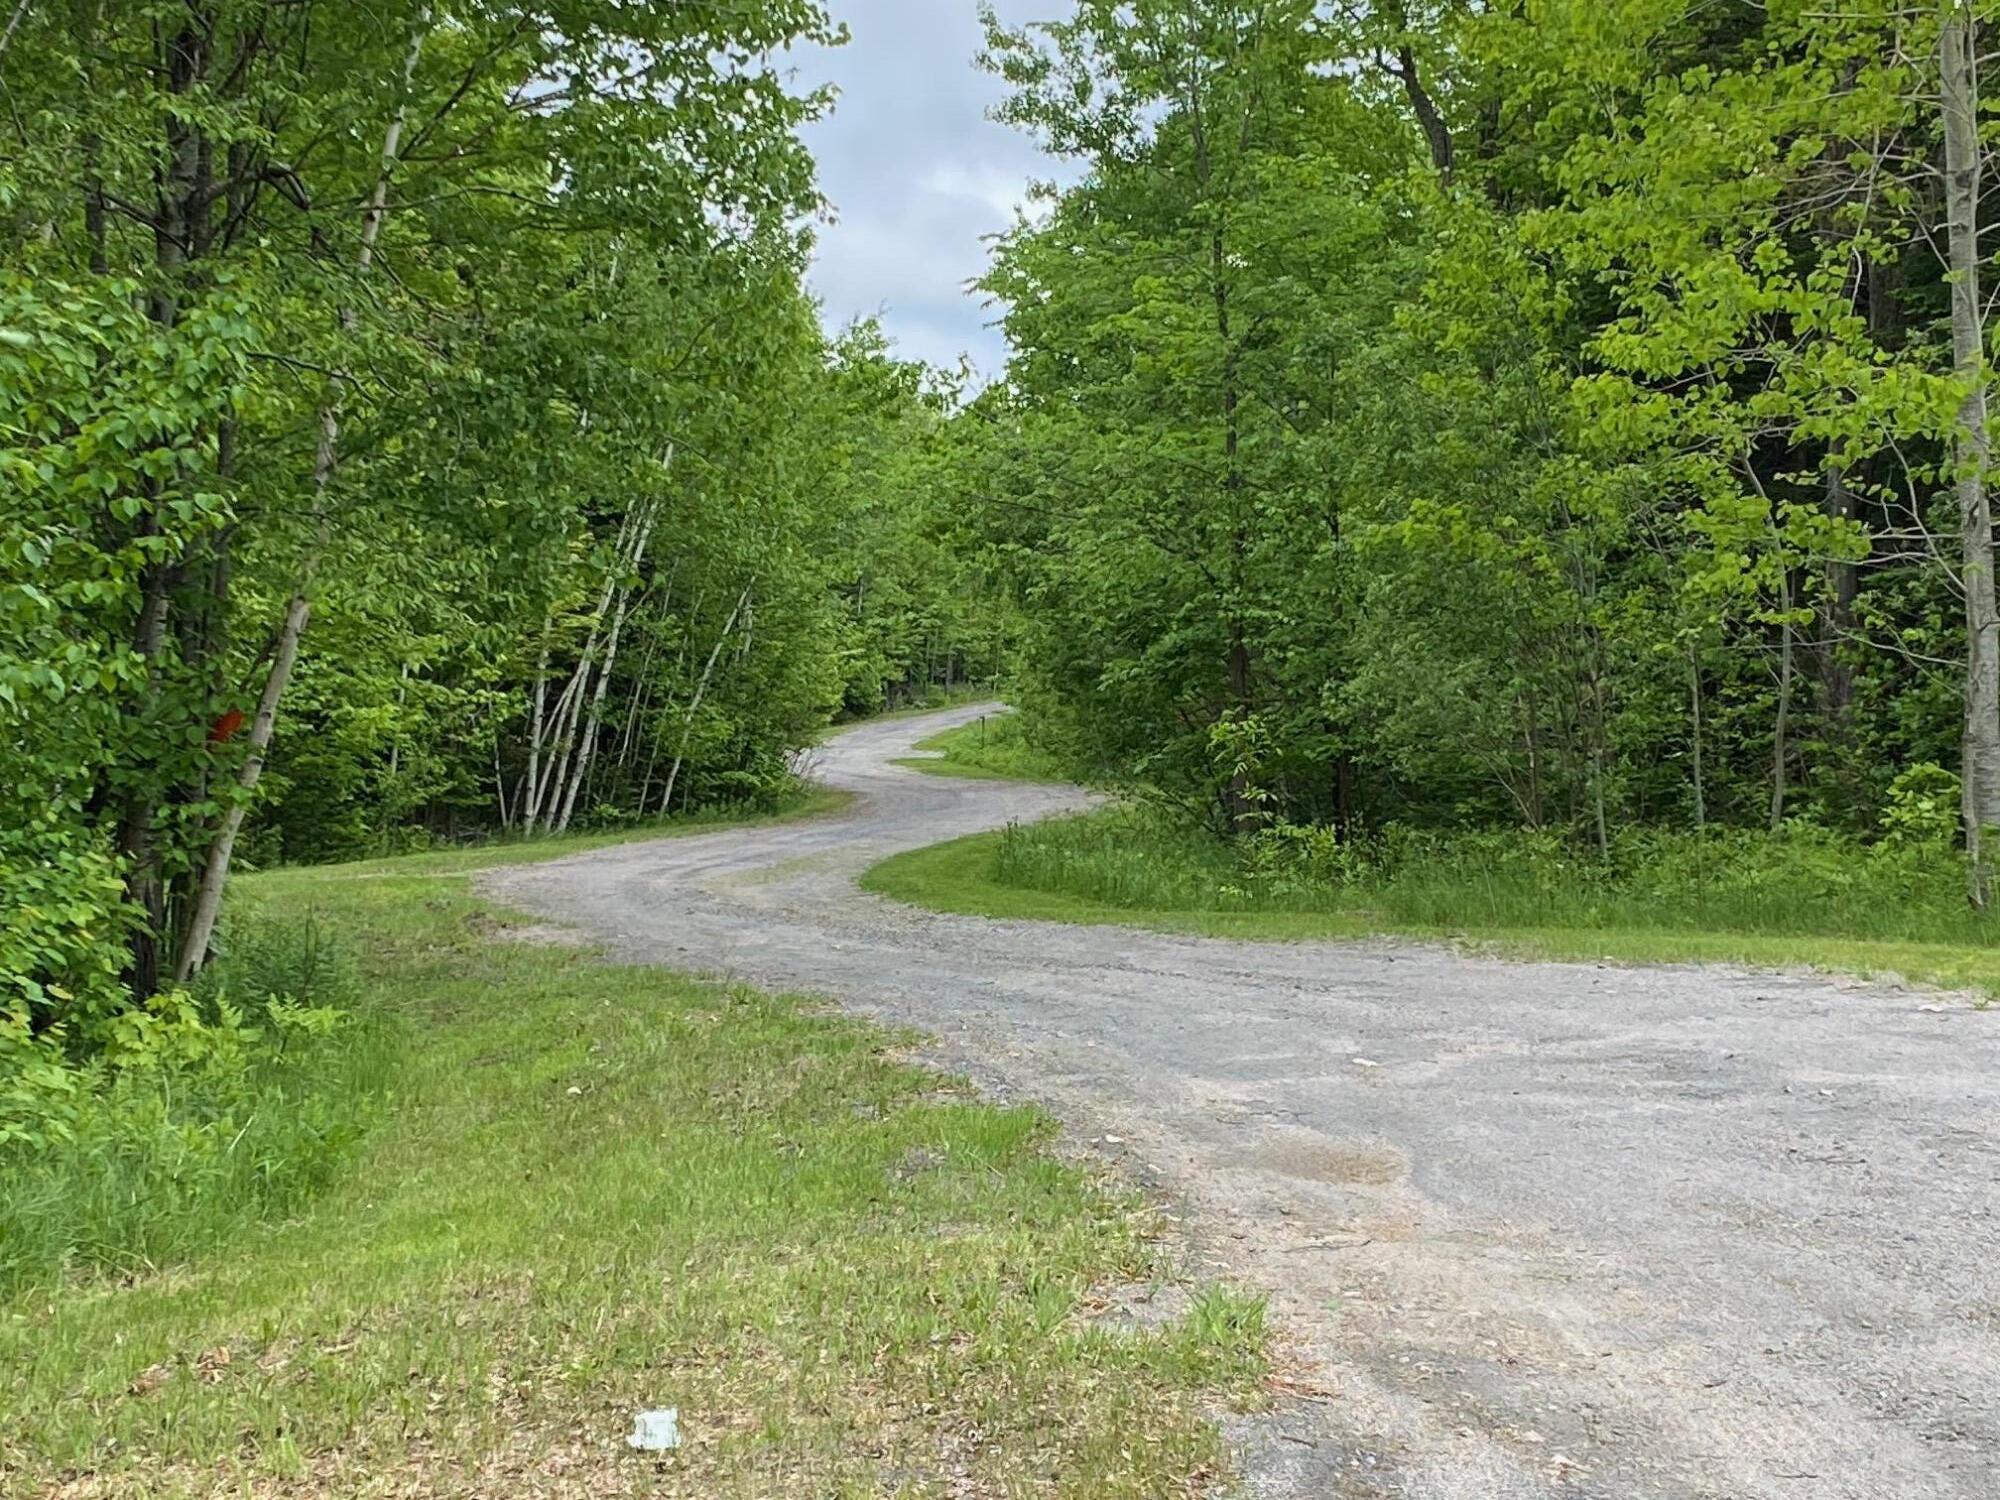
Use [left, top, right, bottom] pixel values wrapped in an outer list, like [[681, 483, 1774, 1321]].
[[792, 1, 1077, 379]]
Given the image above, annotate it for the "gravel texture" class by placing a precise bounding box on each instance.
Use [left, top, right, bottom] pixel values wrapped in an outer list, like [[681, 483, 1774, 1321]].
[[485, 704, 2000, 1499]]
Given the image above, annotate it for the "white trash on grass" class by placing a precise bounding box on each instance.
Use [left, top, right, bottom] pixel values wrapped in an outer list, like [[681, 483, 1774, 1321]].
[[628, 1408, 681, 1451]]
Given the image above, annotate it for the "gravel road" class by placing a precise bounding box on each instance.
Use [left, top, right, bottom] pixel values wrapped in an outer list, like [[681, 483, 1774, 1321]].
[[485, 703, 2000, 1500]]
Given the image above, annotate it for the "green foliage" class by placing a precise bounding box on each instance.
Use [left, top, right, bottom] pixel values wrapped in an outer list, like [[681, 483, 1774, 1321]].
[[1, 0, 1013, 1039], [0, 914, 390, 1292], [0, 829, 132, 1042], [961, 0, 1998, 872], [1881, 764, 1963, 846]]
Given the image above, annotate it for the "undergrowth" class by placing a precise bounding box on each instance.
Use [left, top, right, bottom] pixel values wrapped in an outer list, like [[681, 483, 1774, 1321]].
[[865, 801, 2000, 997], [992, 805, 1995, 944], [0, 911, 395, 1295]]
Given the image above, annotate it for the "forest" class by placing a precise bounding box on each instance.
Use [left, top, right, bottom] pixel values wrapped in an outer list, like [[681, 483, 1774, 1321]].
[[0, 0, 1012, 1064], [5, 0, 2000, 1265], [967, 1, 1997, 871]]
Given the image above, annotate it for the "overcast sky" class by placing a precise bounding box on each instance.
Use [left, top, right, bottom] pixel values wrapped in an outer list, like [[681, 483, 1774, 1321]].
[[792, 1, 1077, 380]]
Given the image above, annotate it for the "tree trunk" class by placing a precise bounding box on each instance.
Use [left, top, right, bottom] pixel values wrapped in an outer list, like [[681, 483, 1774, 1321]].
[[1817, 451, 1859, 725], [521, 629, 550, 832], [493, 737, 513, 831], [1770, 587, 1794, 831], [1381, 1, 1452, 182], [529, 510, 632, 829], [529, 660, 590, 829], [1943, 1, 2000, 906], [660, 585, 751, 817], [172, 594, 308, 982], [1210, 210, 1258, 835], [1589, 674, 1611, 858], [640, 587, 704, 804], [615, 605, 667, 776], [117, 563, 174, 995], [173, 12, 430, 979], [1333, 752, 1355, 836], [115, 6, 209, 994], [1688, 645, 1707, 831], [556, 506, 654, 832]]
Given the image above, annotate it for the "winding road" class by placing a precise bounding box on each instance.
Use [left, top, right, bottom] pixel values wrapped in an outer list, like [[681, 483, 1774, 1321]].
[[485, 703, 1999, 1500]]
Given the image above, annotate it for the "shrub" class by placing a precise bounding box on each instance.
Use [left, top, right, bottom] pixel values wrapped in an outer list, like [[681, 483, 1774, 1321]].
[[0, 911, 393, 1292], [0, 823, 134, 1042]]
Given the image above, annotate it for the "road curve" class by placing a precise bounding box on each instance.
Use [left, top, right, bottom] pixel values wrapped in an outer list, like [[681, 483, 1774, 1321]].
[[484, 703, 2000, 1500]]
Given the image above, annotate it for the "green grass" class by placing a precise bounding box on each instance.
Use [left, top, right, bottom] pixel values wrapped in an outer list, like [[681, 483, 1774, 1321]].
[[2, 813, 1266, 1498], [0, 913, 406, 1296], [307, 782, 854, 879], [0, 786, 852, 1295], [863, 829, 1378, 940], [0, 1014, 398, 1296], [862, 807, 2000, 1000], [893, 712, 1073, 783]]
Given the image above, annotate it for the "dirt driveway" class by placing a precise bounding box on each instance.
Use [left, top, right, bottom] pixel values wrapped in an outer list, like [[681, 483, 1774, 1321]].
[[485, 704, 2000, 1500]]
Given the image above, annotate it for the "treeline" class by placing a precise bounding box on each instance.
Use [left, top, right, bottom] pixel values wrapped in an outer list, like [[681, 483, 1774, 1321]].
[[952, 0, 2000, 900], [1, 0, 1000, 1042]]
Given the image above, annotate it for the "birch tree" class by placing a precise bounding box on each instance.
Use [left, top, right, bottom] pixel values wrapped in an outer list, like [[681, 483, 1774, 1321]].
[[1940, 0, 2000, 903]]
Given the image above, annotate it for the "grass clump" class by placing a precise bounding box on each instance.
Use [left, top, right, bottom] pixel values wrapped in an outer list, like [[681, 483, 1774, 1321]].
[[865, 803, 2000, 997], [896, 711, 1073, 782], [0, 912, 395, 1295], [3, 839, 1266, 1496]]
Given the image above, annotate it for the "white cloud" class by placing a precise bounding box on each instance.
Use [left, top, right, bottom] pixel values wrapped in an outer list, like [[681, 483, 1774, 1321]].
[[792, 0, 1078, 376], [919, 162, 1036, 222]]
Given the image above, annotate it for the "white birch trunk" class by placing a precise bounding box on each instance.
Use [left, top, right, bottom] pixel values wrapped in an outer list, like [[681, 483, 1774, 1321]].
[[556, 506, 655, 832], [174, 14, 430, 980], [1943, 1, 2000, 906], [659, 584, 751, 817], [520, 631, 551, 834]]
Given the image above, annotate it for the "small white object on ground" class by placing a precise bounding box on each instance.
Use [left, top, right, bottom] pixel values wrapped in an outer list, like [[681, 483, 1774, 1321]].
[[628, 1408, 681, 1451]]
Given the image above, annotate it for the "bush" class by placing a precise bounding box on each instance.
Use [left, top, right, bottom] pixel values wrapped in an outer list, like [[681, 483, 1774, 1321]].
[[1, 822, 134, 1042], [0, 912, 393, 1292]]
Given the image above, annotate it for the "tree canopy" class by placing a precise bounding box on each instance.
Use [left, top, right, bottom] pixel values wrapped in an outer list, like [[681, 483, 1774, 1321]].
[[965, 0, 1997, 885], [1, 0, 993, 1048]]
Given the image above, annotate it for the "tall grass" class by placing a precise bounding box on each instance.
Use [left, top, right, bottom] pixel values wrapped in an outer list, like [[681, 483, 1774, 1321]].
[[904, 710, 1073, 781], [0, 914, 396, 1293], [992, 804, 1997, 945]]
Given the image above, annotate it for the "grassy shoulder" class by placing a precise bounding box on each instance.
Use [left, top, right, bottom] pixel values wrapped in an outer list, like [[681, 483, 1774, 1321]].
[[316, 782, 854, 879], [892, 712, 1073, 783], [3, 814, 1266, 1497], [861, 814, 2000, 1001]]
